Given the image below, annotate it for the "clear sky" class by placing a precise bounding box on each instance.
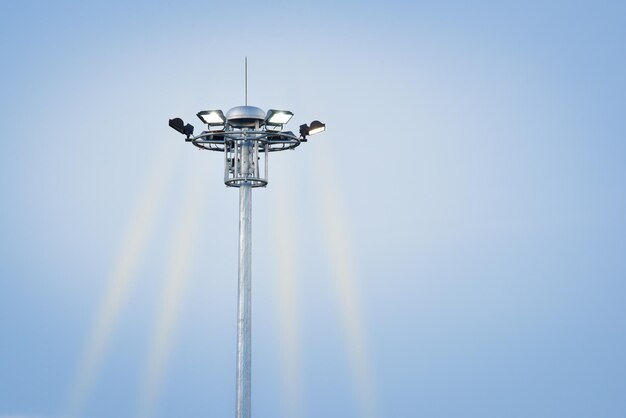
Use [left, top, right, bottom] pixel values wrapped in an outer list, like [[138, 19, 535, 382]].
[[1, 1, 625, 418]]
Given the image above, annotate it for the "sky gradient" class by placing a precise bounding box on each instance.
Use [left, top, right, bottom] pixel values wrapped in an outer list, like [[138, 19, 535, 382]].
[[1, 1, 625, 418]]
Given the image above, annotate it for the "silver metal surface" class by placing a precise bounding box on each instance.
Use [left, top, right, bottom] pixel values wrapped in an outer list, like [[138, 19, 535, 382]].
[[191, 130, 301, 154], [226, 106, 266, 127], [173, 101, 325, 418], [235, 141, 253, 418], [219, 129, 283, 188]]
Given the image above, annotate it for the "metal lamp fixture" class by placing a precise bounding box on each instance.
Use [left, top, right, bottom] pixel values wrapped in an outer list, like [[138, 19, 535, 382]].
[[169, 90, 325, 418], [265, 109, 294, 125], [308, 120, 326, 135], [299, 120, 326, 140], [169, 117, 194, 139], [197, 109, 226, 126]]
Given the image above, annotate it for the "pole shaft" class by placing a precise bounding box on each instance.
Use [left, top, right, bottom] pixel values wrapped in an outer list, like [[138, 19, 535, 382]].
[[236, 143, 252, 418]]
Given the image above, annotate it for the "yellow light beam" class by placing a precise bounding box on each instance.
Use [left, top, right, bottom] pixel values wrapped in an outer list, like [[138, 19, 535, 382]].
[[135, 160, 207, 418], [272, 179, 303, 418], [314, 152, 381, 418], [66, 145, 175, 418]]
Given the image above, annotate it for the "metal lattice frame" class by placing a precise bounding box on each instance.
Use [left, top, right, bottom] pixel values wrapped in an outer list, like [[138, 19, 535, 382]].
[[188, 129, 300, 188]]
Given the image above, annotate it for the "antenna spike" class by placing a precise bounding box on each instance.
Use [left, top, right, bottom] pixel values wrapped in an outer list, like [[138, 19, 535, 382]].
[[245, 57, 248, 106]]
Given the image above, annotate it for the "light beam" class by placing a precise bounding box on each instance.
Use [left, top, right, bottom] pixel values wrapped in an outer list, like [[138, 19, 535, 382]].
[[272, 178, 303, 418], [314, 151, 381, 418], [135, 159, 207, 418], [66, 144, 175, 418]]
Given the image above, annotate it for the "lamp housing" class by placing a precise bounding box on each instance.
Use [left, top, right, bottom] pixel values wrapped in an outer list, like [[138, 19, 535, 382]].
[[299, 120, 325, 139], [308, 120, 326, 135], [265, 109, 293, 126], [197, 110, 226, 126], [169, 118, 186, 135]]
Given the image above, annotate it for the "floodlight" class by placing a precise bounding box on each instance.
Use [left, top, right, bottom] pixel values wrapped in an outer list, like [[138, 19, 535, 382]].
[[265, 109, 293, 125], [308, 120, 325, 135], [299, 120, 325, 139], [197, 110, 226, 125], [169, 118, 186, 135]]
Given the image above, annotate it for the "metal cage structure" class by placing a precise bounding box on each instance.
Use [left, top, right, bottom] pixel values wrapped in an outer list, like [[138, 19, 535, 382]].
[[190, 126, 301, 188]]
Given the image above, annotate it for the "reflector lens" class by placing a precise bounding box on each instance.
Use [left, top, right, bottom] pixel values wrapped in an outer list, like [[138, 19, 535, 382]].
[[197, 110, 226, 125], [308, 120, 325, 135], [266, 109, 293, 125]]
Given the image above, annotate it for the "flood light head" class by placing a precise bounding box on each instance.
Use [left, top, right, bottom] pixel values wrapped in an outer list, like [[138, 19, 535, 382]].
[[265, 109, 293, 126], [308, 120, 325, 135], [169, 118, 186, 134], [299, 120, 326, 139], [169, 118, 194, 139], [197, 110, 226, 126]]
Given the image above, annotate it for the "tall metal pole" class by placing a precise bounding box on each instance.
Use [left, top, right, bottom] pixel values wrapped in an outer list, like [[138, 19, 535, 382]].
[[172, 102, 323, 418], [236, 140, 252, 418]]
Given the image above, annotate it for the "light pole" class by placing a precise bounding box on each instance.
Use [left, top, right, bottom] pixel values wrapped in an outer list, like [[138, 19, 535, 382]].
[[169, 104, 325, 418]]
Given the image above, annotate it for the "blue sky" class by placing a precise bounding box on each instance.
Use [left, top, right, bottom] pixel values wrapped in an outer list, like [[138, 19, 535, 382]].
[[1, 1, 625, 417]]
